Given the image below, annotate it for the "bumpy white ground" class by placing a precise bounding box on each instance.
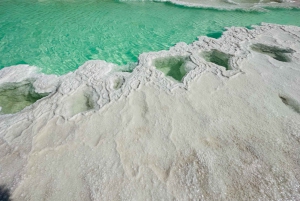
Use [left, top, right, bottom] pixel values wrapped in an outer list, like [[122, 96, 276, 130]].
[[0, 23, 300, 200], [167, 0, 300, 10]]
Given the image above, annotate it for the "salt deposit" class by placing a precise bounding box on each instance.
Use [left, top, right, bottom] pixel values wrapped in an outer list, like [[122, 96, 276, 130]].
[[0, 23, 300, 200], [168, 0, 300, 10]]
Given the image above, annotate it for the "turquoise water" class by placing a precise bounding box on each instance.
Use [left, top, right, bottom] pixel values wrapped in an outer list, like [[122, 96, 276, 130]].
[[0, 0, 300, 75]]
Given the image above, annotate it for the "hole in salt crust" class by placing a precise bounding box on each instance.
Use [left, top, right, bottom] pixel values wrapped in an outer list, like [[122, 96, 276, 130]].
[[201, 49, 232, 70], [113, 77, 125, 90], [69, 92, 94, 116], [154, 56, 189, 82], [206, 31, 223, 39], [251, 43, 294, 62], [0, 185, 12, 201], [0, 81, 49, 115], [61, 87, 95, 117]]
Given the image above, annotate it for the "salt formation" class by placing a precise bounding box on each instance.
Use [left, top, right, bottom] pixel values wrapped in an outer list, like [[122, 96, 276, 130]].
[[168, 0, 300, 10], [0, 23, 300, 200]]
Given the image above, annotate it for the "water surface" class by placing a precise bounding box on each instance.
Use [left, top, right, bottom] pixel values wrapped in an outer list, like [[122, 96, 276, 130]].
[[0, 0, 299, 74]]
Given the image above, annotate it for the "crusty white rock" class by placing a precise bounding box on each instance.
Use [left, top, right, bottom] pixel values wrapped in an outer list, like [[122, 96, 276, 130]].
[[0, 23, 300, 200], [167, 0, 300, 10]]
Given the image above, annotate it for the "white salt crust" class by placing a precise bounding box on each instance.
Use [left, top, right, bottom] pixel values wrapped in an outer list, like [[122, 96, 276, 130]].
[[119, 0, 300, 10], [171, 0, 300, 10], [0, 23, 300, 200]]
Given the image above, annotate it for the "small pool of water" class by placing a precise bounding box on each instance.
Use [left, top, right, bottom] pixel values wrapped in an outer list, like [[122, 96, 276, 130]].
[[0, 0, 299, 74]]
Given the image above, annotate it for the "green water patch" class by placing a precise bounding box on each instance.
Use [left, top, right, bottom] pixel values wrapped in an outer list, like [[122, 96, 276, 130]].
[[154, 56, 188, 81], [0, 0, 300, 74], [202, 50, 232, 70], [251, 43, 295, 62], [0, 82, 49, 114], [206, 31, 223, 39]]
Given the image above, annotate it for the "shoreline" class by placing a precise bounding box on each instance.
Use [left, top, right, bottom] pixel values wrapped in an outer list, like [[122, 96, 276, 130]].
[[165, 0, 300, 10], [1, 1, 300, 75], [1, 23, 300, 200], [119, 0, 300, 10]]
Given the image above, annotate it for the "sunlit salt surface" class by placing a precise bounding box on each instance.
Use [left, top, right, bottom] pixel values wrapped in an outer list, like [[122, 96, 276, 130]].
[[166, 0, 300, 9], [0, 0, 300, 74]]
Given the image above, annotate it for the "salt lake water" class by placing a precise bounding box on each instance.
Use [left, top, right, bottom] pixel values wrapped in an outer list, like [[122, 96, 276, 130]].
[[0, 0, 299, 74]]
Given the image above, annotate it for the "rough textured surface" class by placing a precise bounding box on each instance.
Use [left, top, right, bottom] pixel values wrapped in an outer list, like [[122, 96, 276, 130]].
[[0, 23, 300, 200], [167, 0, 300, 10]]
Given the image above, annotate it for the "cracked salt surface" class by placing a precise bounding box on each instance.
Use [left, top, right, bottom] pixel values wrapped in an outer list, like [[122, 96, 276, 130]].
[[1, 24, 300, 200]]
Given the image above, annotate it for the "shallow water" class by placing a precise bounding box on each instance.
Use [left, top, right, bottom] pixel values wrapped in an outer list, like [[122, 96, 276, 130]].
[[0, 82, 48, 114], [0, 0, 300, 74]]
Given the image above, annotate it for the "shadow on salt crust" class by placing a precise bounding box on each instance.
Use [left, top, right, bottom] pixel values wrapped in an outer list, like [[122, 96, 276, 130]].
[[0, 81, 49, 115], [279, 95, 300, 114], [112, 77, 125, 90], [201, 49, 232, 70], [154, 56, 189, 82], [251, 43, 295, 62], [0, 185, 11, 201]]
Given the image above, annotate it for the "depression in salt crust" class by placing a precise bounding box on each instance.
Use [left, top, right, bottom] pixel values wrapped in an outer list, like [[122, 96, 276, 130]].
[[1, 1, 300, 200]]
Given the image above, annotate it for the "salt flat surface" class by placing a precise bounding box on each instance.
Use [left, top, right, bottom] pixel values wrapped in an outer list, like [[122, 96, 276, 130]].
[[0, 24, 300, 200], [168, 0, 300, 9]]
